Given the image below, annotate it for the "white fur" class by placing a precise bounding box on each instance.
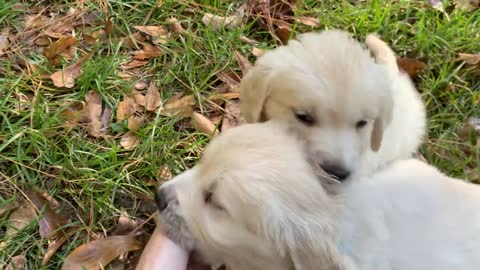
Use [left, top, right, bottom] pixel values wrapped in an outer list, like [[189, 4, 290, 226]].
[[239, 30, 426, 179], [158, 122, 480, 270]]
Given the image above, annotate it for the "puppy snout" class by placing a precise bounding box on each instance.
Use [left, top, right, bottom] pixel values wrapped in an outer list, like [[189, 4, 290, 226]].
[[155, 186, 176, 211], [321, 162, 351, 181]]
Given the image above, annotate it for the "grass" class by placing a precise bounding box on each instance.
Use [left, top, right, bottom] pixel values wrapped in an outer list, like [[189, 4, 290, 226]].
[[1, 0, 479, 268]]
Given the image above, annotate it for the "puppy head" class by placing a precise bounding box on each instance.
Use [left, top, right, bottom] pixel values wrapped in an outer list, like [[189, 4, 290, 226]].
[[240, 30, 394, 180], [157, 122, 343, 270]]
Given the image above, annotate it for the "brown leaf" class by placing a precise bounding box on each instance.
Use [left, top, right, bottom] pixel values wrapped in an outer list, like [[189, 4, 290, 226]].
[[252, 47, 265, 57], [132, 92, 147, 107], [5, 203, 37, 237], [61, 235, 142, 270], [455, 0, 479, 11], [132, 44, 164, 60], [396, 58, 426, 78], [221, 100, 241, 132], [209, 92, 241, 102], [100, 106, 112, 134], [85, 91, 104, 138], [6, 255, 26, 270], [156, 165, 173, 183], [121, 60, 149, 70], [112, 211, 138, 236], [35, 37, 51, 46], [0, 201, 18, 218], [239, 35, 259, 45], [166, 17, 188, 35], [27, 190, 67, 239], [61, 101, 86, 127], [44, 37, 77, 60], [120, 132, 140, 150], [105, 17, 113, 34], [49, 55, 89, 88], [127, 116, 143, 131], [135, 81, 148, 90], [295, 16, 320, 27], [235, 51, 254, 77], [42, 227, 79, 266], [202, 11, 244, 30], [24, 14, 49, 30], [160, 95, 195, 117], [192, 112, 217, 136], [145, 82, 162, 112], [458, 53, 480, 65], [134, 25, 169, 37], [275, 27, 291, 45], [117, 98, 137, 121]]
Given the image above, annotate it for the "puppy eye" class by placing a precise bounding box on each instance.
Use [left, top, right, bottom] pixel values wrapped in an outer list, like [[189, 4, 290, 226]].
[[203, 190, 224, 210], [356, 120, 367, 129], [294, 111, 315, 126]]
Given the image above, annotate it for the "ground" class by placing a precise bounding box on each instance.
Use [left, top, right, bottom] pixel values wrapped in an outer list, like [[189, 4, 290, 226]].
[[0, 0, 479, 269]]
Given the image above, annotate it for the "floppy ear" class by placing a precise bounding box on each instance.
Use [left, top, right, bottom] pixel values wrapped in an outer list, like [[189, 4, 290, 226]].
[[370, 94, 394, 152], [365, 33, 398, 73], [262, 204, 354, 270], [239, 66, 272, 123]]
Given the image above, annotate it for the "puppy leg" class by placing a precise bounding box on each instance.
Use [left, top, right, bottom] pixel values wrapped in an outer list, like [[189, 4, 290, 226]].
[[365, 34, 399, 72]]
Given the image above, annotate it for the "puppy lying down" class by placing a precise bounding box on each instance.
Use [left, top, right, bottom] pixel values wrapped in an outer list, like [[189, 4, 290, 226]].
[[156, 122, 480, 270]]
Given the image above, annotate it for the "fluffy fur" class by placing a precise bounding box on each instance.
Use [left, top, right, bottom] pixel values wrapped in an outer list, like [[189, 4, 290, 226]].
[[157, 122, 480, 270], [239, 30, 426, 180]]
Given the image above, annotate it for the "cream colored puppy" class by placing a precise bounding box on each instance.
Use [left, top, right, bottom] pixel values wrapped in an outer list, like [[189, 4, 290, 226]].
[[240, 30, 426, 181], [156, 122, 480, 270]]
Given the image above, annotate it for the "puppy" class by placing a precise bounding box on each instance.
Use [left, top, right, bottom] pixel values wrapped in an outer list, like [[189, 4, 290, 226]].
[[157, 122, 480, 270], [239, 30, 426, 181]]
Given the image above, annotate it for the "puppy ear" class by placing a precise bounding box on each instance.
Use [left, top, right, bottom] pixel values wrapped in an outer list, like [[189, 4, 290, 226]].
[[239, 66, 272, 123], [370, 94, 393, 152], [365, 33, 398, 73]]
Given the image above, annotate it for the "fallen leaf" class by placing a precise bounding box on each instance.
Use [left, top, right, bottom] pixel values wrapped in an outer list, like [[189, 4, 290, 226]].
[[202, 9, 244, 30], [35, 37, 51, 46], [50, 55, 89, 88], [61, 235, 142, 270], [396, 58, 426, 78], [135, 81, 148, 90], [24, 14, 49, 30], [209, 92, 241, 102], [252, 47, 265, 57], [166, 17, 188, 35], [160, 95, 195, 117], [117, 98, 137, 121], [85, 91, 104, 137], [156, 165, 173, 183], [132, 44, 164, 60], [121, 60, 149, 70], [455, 0, 479, 11], [44, 37, 77, 60], [145, 81, 162, 112], [27, 190, 68, 239], [295, 16, 320, 27], [275, 27, 291, 44], [120, 132, 140, 150], [221, 100, 241, 132], [235, 51, 254, 77], [105, 17, 113, 34], [192, 112, 217, 136], [61, 101, 86, 127], [127, 116, 143, 131], [239, 35, 259, 45], [100, 106, 112, 134], [458, 53, 480, 65], [0, 34, 9, 56], [112, 211, 138, 236], [42, 227, 79, 266], [6, 255, 26, 270], [132, 92, 147, 107], [0, 202, 18, 218], [429, 0, 450, 20], [5, 203, 37, 237], [134, 25, 168, 37]]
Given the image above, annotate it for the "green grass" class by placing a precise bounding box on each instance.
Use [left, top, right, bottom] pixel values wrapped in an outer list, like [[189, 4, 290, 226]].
[[1, 0, 479, 268]]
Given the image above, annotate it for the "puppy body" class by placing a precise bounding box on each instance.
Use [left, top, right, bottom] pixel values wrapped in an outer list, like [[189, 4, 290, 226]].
[[240, 30, 426, 179], [338, 159, 480, 270], [158, 123, 480, 270]]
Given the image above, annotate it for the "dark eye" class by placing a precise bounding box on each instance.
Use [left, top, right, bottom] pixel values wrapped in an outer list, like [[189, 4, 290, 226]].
[[295, 111, 315, 126], [356, 120, 367, 129], [203, 190, 213, 204]]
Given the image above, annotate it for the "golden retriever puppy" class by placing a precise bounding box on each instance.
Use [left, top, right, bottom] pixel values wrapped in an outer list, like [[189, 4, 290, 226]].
[[239, 30, 426, 181], [156, 122, 480, 270]]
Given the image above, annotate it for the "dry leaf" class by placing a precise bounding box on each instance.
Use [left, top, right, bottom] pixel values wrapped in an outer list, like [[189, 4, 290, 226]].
[[156, 165, 173, 183], [275, 27, 291, 44], [61, 235, 142, 270], [202, 11, 243, 30], [132, 44, 164, 60], [396, 58, 426, 78], [134, 25, 168, 37], [42, 227, 79, 266], [6, 255, 26, 270], [27, 190, 67, 239], [455, 0, 479, 11], [121, 60, 149, 70], [160, 95, 195, 117], [117, 98, 137, 121], [112, 211, 138, 236], [5, 203, 37, 237], [166, 17, 188, 35], [145, 82, 162, 112], [458, 53, 480, 65], [252, 47, 265, 57], [209, 92, 240, 102], [0, 34, 9, 56], [239, 35, 259, 45], [100, 106, 112, 134], [132, 92, 147, 107], [35, 37, 51, 46], [105, 17, 113, 34], [24, 14, 49, 30], [120, 132, 140, 150], [192, 112, 217, 136], [44, 37, 77, 60], [50, 62, 82, 88], [85, 91, 104, 138], [135, 81, 148, 90], [0, 202, 18, 218], [128, 116, 143, 131], [221, 101, 241, 132], [235, 51, 253, 77], [295, 16, 320, 27]]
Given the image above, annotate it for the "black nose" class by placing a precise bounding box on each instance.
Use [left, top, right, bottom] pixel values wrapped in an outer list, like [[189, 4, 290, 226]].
[[155, 188, 168, 211], [321, 163, 351, 181]]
